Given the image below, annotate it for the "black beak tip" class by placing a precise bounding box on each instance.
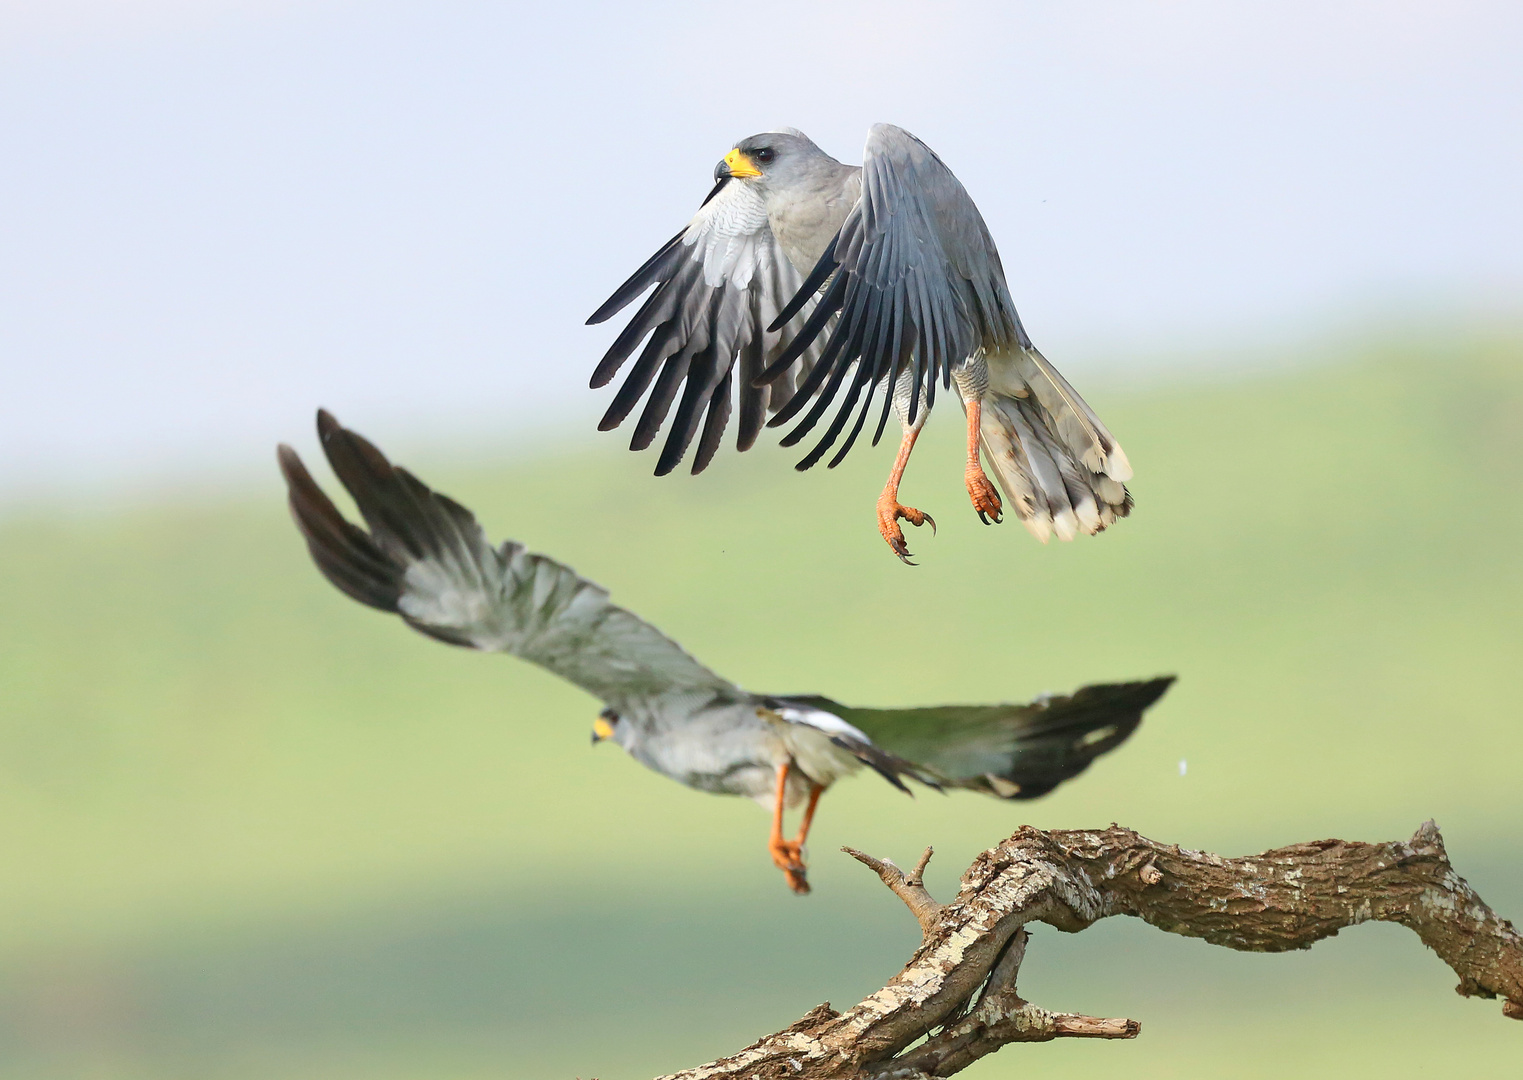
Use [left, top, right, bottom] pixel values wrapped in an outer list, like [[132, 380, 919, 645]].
[[713, 160, 730, 182]]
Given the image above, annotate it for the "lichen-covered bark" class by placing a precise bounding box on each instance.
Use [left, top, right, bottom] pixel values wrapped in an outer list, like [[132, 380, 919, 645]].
[[654, 822, 1522, 1080]]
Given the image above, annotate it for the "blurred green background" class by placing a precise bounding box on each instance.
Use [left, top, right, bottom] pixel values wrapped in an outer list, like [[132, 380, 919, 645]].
[[2, 332, 1520, 1078]]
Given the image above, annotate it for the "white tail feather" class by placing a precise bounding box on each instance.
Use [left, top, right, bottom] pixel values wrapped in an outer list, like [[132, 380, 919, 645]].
[[978, 348, 1132, 541]]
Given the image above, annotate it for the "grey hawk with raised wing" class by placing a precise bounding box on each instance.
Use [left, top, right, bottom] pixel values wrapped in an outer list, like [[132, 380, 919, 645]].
[[279, 411, 1171, 893], [587, 124, 1134, 563]]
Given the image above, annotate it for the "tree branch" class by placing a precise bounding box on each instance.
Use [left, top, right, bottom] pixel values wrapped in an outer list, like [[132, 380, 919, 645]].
[[841, 846, 942, 939], [654, 822, 1522, 1080]]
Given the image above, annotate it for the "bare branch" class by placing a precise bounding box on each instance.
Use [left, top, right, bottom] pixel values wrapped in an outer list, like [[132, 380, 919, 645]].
[[654, 822, 1522, 1080], [905, 847, 934, 887], [842, 846, 942, 938]]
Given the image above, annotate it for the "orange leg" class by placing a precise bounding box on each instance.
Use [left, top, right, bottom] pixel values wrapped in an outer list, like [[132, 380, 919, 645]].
[[766, 762, 821, 895], [964, 398, 1002, 524], [793, 781, 824, 851], [877, 425, 936, 564]]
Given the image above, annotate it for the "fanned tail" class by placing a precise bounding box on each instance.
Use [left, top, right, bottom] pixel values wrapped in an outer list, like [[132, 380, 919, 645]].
[[979, 347, 1132, 542]]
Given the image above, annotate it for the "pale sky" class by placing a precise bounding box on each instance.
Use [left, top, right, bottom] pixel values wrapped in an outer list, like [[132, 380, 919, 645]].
[[1, 1, 1519, 499]]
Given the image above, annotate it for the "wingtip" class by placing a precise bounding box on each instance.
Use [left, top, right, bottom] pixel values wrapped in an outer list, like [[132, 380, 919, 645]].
[[1143, 673, 1177, 693], [584, 295, 622, 327], [1055, 675, 1177, 716], [315, 408, 340, 441], [1092, 675, 1176, 714], [1141, 674, 1177, 706], [275, 442, 303, 496]]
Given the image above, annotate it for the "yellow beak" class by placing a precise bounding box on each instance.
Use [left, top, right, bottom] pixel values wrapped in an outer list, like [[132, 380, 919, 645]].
[[724, 148, 762, 178], [592, 715, 616, 743]]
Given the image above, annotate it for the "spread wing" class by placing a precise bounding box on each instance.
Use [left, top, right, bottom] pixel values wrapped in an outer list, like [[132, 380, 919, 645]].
[[278, 411, 741, 709], [761, 123, 1026, 469], [782, 678, 1173, 799], [586, 177, 827, 476]]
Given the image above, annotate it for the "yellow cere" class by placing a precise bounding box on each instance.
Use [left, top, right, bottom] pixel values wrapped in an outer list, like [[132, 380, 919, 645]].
[[592, 715, 616, 741], [723, 148, 761, 178]]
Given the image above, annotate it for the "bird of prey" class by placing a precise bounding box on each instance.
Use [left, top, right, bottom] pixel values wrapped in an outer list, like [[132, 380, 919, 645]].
[[278, 411, 1172, 893], [587, 124, 1133, 563]]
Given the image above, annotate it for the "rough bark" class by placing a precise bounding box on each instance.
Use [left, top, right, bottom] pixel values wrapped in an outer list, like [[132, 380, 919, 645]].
[[654, 821, 1522, 1080]]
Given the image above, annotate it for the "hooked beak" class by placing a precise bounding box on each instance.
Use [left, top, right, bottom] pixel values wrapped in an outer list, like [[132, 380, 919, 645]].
[[719, 147, 762, 179], [591, 714, 616, 745]]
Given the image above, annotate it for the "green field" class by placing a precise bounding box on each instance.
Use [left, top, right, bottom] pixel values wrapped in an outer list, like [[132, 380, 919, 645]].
[[2, 334, 1520, 1077]]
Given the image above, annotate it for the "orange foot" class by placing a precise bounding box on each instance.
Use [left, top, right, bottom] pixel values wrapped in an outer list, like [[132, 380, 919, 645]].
[[966, 464, 1003, 525], [768, 836, 811, 895], [877, 493, 936, 565]]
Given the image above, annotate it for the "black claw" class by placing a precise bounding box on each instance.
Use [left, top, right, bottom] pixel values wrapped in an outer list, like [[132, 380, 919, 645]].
[[883, 505, 933, 564]]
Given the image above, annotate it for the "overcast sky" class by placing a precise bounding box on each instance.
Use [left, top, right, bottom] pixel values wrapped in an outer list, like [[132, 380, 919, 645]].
[[1, 1, 1519, 499]]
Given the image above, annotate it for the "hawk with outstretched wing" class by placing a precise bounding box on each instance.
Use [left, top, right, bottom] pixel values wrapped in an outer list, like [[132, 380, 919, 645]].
[[589, 125, 1133, 563], [279, 411, 1172, 893]]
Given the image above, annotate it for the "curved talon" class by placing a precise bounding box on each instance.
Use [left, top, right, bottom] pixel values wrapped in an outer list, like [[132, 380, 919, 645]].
[[963, 400, 1002, 525], [878, 497, 935, 565], [965, 465, 1003, 525], [878, 420, 931, 565]]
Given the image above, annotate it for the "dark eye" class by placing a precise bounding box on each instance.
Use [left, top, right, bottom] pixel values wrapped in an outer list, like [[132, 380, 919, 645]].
[[753, 147, 775, 164]]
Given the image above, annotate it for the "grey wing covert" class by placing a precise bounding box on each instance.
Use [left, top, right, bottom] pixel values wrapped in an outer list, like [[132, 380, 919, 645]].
[[278, 410, 738, 704]]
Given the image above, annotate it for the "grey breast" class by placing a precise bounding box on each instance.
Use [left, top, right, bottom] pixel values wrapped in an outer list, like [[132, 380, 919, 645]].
[[621, 696, 782, 800]]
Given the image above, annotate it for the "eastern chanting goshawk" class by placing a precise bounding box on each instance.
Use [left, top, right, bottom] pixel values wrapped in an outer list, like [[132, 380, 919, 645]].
[[278, 411, 1172, 893], [587, 124, 1133, 563]]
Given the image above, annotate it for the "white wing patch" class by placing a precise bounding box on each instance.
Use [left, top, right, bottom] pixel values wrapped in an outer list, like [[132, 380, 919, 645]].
[[769, 704, 870, 788], [774, 703, 873, 745]]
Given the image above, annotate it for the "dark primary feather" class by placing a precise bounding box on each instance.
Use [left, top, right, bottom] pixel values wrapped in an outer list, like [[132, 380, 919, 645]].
[[761, 123, 1026, 469], [280, 410, 503, 647], [585, 178, 734, 326], [278, 411, 740, 701], [782, 677, 1173, 800], [827, 733, 921, 794], [278, 439, 402, 613], [586, 178, 824, 475]]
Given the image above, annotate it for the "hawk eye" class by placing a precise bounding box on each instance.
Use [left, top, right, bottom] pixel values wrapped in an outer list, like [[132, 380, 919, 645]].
[[753, 147, 775, 164]]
